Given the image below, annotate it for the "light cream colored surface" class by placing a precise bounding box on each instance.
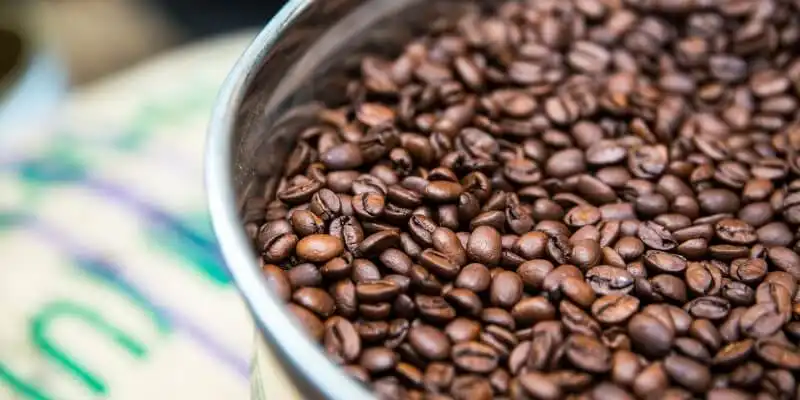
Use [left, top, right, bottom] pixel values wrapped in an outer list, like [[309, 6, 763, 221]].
[[252, 334, 303, 400], [0, 31, 301, 399]]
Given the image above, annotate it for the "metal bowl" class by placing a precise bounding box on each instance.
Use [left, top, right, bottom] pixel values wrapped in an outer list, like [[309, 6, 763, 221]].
[[206, 0, 493, 398]]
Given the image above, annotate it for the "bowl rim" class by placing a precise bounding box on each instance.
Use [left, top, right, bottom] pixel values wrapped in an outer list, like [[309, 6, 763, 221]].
[[205, 1, 373, 398]]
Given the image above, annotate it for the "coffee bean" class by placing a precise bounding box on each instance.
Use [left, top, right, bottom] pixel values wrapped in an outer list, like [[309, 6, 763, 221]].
[[424, 181, 463, 203], [467, 226, 502, 265], [415, 294, 456, 324], [287, 303, 324, 342], [674, 337, 711, 364], [324, 317, 361, 364], [560, 276, 597, 309], [730, 258, 767, 285], [445, 288, 483, 317], [766, 246, 800, 279], [490, 271, 523, 309], [356, 280, 401, 303], [244, 3, 800, 396], [511, 296, 556, 327], [664, 354, 711, 393], [452, 341, 499, 374], [445, 317, 481, 344], [740, 303, 786, 339], [262, 263, 292, 302], [644, 250, 687, 273], [287, 263, 323, 288], [685, 261, 723, 296], [360, 346, 399, 373], [357, 230, 400, 256], [409, 325, 450, 361], [684, 296, 731, 321], [517, 260, 554, 291], [632, 362, 669, 398], [420, 249, 460, 280], [293, 287, 336, 317], [593, 294, 639, 325], [638, 222, 678, 251], [512, 372, 562, 400], [560, 300, 602, 338], [628, 312, 674, 358], [755, 339, 800, 370], [450, 375, 492, 400], [565, 334, 611, 373]]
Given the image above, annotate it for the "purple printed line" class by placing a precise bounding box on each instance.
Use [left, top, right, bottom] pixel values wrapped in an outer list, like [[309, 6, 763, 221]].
[[26, 218, 249, 379]]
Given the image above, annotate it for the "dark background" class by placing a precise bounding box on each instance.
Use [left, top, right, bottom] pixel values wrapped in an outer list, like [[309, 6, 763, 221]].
[[151, 0, 288, 39]]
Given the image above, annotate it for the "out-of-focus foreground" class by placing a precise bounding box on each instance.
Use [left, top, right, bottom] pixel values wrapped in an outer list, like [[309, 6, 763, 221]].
[[0, 1, 283, 399]]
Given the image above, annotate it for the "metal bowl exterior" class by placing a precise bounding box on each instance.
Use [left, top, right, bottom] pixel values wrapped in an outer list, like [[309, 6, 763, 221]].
[[206, 1, 373, 398], [207, 0, 491, 397]]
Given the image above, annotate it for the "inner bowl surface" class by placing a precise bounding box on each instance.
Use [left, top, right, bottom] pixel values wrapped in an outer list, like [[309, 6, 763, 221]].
[[207, 0, 495, 398]]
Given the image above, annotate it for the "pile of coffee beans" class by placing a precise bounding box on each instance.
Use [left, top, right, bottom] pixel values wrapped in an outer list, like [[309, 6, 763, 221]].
[[244, 0, 800, 398]]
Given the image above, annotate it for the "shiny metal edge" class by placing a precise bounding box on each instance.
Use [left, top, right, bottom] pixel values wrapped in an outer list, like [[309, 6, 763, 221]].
[[205, 0, 372, 398]]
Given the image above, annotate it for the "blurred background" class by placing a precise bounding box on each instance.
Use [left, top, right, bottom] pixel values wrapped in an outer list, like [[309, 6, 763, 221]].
[[0, 1, 290, 399], [36, 0, 285, 83]]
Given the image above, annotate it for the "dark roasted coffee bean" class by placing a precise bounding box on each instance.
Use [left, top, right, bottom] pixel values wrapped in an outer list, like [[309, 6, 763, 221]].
[[638, 222, 677, 251], [262, 264, 292, 302], [685, 261, 723, 296], [490, 271, 523, 309], [325, 317, 361, 364], [511, 372, 562, 400], [664, 354, 711, 393], [245, 4, 800, 396], [452, 341, 499, 374], [408, 325, 450, 361], [632, 362, 669, 398], [287, 303, 324, 342], [684, 296, 731, 321], [628, 312, 674, 358]]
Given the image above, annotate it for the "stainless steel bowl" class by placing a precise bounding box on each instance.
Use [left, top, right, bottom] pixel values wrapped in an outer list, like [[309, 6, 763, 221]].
[[206, 0, 493, 398]]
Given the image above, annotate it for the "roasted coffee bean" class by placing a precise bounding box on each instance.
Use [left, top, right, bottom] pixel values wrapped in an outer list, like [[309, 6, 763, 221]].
[[644, 250, 687, 274], [452, 341, 499, 374], [664, 354, 711, 393], [467, 226, 502, 265], [244, 3, 800, 396], [490, 271, 523, 309], [450, 375, 492, 400], [454, 263, 491, 293], [628, 312, 674, 358], [262, 264, 292, 302], [287, 303, 324, 342], [754, 339, 800, 370], [293, 287, 336, 317], [565, 334, 611, 373], [409, 325, 450, 361], [632, 362, 669, 398], [685, 262, 723, 296], [511, 296, 556, 327], [416, 295, 456, 324], [360, 346, 399, 373], [324, 317, 361, 364], [511, 372, 562, 400], [684, 296, 731, 321], [674, 337, 711, 364]]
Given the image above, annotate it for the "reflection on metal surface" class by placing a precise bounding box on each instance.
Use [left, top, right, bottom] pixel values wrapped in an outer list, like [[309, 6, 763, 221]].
[[207, 0, 495, 399]]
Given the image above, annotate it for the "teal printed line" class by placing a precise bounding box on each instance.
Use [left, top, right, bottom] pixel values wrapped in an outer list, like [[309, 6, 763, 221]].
[[0, 362, 53, 400], [76, 258, 171, 333], [146, 213, 231, 285], [31, 301, 148, 395], [6, 155, 230, 286], [25, 216, 248, 378]]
